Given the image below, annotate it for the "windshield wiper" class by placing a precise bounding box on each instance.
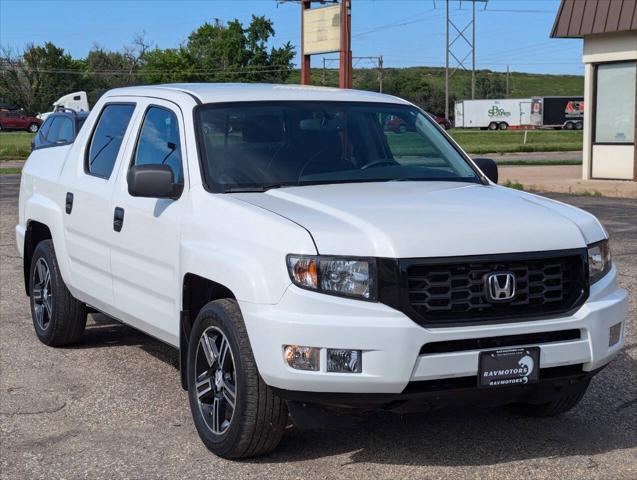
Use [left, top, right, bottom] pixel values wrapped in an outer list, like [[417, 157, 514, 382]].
[[224, 183, 285, 193]]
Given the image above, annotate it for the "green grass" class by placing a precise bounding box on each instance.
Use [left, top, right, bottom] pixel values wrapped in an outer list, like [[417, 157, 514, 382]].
[[448, 129, 583, 154], [502, 180, 525, 190], [386, 129, 582, 157], [0, 132, 33, 160], [0, 128, 583, 164], [0, 167, 23, 174], [496, 159, 582, 166]]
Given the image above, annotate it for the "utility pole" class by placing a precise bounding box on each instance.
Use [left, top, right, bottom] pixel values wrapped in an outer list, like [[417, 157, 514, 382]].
[[378, 55, 384, 93], [471, 0, 476, 99], [339, 0, 353, 89], [445, 0, 449, 120], [300, 0, 311, 85], [506, 64, 510, 98], [322, 57, 326, 86], [445, 1, 487, 117]]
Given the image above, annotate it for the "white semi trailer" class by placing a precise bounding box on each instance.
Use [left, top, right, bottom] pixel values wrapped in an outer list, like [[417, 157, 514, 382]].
[[454, 98, 533, 130]]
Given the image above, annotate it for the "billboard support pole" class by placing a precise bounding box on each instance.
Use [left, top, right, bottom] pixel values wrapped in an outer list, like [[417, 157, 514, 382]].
[[301, 0, 312, 85], [339, 0, 352, 89]]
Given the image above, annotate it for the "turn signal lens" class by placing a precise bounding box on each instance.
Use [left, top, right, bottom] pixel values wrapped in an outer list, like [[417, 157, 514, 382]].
[[287, 256, 318, 289], [284, 345, 320, 371], [588, 240, 611, 284]]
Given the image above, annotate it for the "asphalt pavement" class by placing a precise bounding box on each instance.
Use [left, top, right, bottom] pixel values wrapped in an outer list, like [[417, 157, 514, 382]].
[[1, 174, 635, 480]]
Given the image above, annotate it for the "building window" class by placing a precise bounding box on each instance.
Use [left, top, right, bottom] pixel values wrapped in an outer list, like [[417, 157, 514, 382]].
[[594, 61, 636, 144]]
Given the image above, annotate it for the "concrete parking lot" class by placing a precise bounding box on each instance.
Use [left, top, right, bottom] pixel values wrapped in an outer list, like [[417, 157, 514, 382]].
[[1, 174, 635, 480]]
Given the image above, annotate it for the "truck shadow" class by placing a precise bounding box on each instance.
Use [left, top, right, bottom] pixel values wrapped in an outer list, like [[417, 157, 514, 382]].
[[74, 313, 636, 467], [71, 313, 180, 368], [257, 350, 637, 466]]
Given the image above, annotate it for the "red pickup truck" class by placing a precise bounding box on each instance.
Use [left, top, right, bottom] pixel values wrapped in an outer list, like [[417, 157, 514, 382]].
[[0, 111, 42, 133]]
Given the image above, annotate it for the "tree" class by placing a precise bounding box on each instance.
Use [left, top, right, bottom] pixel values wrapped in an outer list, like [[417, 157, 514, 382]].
[[475, 73, 506, 99], [143, 15, 296, 83], [0, 43, 83, 114], [138, 47, 194, 84]]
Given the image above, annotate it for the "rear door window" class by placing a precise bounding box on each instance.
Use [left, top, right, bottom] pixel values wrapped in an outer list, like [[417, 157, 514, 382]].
[[86, 104, 135, 178]]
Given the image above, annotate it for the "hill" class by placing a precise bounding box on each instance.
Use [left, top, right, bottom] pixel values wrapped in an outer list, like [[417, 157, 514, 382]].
[[286, 66, 584, 117]]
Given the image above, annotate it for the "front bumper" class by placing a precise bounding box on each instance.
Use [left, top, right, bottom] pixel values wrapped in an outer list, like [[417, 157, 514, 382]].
[[240, 264, 627, 395]]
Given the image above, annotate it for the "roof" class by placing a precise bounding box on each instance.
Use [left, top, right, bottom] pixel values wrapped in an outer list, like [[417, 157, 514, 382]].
[[108, 83, 411, 106], [551, 0, 637, 38]]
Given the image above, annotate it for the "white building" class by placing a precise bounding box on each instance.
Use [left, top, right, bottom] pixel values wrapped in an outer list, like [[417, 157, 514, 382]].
[[552, 0, 636, 181]]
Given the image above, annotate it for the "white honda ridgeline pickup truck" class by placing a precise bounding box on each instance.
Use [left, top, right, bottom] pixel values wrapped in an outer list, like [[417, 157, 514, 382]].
[[17, 84, 628, 459]]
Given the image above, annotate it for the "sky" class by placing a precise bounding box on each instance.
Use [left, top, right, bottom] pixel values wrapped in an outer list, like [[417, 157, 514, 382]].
[[0, 0, 585, 76]]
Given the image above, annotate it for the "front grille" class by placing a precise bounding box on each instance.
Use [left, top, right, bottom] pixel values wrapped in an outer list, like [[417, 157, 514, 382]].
[[402, 250, 588, 325]]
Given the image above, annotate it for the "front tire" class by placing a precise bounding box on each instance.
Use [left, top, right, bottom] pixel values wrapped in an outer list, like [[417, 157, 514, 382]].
[[187, 299, 288, 459], [29, 240, 87, 346], [508, 378, 591, 417], [488, 122, 499, 131]]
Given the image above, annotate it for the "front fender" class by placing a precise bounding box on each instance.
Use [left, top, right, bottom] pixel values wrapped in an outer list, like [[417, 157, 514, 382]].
[[180, 192, 317, 305]]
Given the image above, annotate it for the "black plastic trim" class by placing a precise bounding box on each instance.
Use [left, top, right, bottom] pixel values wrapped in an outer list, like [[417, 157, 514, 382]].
[[273, 364, 601, 411], [420, 329, 581, 355], [377, 248, 589, 328]]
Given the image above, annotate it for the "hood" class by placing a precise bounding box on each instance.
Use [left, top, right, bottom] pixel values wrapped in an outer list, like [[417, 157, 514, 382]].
[[232, 182, 605, 258]]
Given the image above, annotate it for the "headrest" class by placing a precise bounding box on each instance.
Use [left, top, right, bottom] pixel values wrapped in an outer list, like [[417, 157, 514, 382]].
[[242, 115, 283, 143]]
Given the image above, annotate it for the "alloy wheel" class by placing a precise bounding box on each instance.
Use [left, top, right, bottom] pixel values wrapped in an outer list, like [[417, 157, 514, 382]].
[[194, 326, 237, 435], [32, 258, 53, 330]]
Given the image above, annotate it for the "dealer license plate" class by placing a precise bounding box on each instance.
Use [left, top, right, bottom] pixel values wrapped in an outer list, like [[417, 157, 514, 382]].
[[478, 346, 540, 388]]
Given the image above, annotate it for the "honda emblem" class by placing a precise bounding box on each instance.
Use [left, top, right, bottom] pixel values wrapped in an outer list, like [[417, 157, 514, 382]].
[[485, 272, 516, 302]]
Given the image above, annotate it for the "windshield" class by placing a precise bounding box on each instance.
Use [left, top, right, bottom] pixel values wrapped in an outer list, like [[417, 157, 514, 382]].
[[195, 101, 481, 192]]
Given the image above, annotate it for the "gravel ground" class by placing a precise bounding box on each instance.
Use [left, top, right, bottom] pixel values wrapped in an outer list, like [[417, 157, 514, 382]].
[[1, 174, 635, 480]]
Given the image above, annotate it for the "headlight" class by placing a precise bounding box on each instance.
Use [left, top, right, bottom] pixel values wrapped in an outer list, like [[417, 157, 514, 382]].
[[588, 240, 611, 283], [287, 255, 377, 300]]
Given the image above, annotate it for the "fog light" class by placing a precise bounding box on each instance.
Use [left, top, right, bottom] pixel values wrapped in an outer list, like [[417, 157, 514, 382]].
[[327, 349, 362, 373], [609, 323, 622, 347], [284, 345, 320, 371]]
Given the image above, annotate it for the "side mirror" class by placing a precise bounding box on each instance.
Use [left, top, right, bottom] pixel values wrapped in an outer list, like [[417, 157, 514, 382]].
[[473, 157, 498, 184], [127, 164, 182, 199]]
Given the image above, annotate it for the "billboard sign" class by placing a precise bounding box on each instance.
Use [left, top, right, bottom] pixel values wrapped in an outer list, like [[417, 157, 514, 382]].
[[303, 4, 341, 55]]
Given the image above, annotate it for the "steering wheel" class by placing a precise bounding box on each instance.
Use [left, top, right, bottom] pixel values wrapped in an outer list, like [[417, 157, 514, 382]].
[[360, 159, 399, 170]]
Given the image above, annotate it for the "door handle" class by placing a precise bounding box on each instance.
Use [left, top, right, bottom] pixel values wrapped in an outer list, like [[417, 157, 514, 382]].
[[113, 207, 125, 232], [65, 192, 74, 214]]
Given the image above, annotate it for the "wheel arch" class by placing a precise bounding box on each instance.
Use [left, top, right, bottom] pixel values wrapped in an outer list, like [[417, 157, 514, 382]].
[[23, 220, 53, 295], [180, 273, 237, 390]]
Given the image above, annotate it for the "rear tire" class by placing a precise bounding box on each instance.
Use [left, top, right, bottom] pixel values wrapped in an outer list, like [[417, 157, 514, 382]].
[[508, 378, 590, 417], [499, 122, 508, 131], [29, 240, 87, 346], [564, 121, 574, 130], [575, 121, 583, 130], [187, 299, 288, 459], [398, 124, 407, 134], [28, 123, 39, 133], [488, 122, 499, 131]]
